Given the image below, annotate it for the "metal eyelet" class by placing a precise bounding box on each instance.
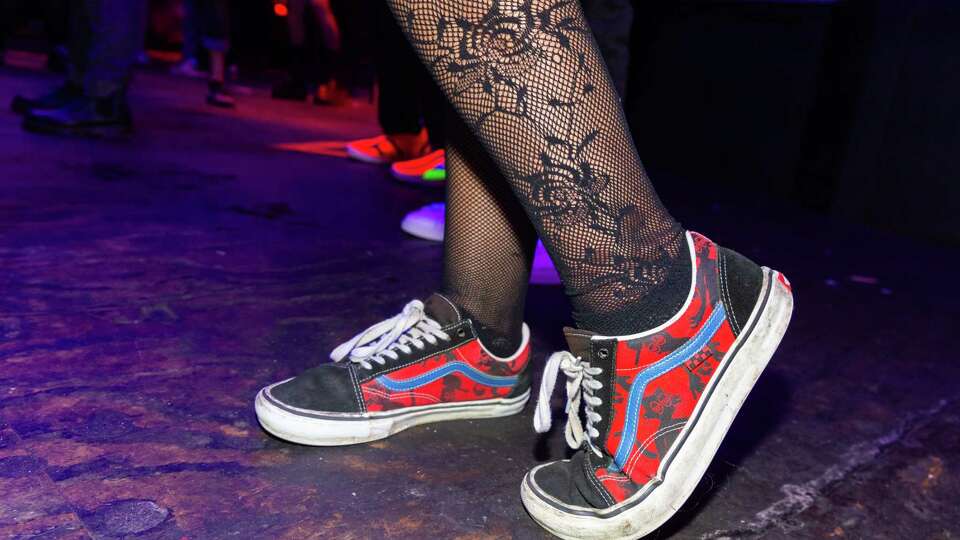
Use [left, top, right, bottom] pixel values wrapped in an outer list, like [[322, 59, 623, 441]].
[[457, 328, 467, 338], [597, 348, 609, 359]]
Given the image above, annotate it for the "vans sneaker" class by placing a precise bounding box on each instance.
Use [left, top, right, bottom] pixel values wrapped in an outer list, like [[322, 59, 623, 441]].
[[255, 294, 532, 446], [522, 231, 793, 539]]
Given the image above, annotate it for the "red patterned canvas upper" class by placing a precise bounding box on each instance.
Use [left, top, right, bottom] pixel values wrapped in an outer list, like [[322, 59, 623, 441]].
[[592, 232, 737, 502], [360, 337, 530, 412]]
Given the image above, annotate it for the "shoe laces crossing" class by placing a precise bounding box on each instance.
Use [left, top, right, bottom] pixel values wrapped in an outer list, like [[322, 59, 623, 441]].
[[533, 351, 604, 457], [330, 300, 451, 370]]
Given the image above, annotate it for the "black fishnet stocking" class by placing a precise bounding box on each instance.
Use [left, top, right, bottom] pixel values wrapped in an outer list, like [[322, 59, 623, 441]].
[[441, 113, 537, 356], [395, 0, 689, 334]]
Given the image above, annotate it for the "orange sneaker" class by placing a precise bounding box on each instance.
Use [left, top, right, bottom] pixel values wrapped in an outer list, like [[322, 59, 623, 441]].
[[345, 129, 430, 165], [391, 149, 445, 186]]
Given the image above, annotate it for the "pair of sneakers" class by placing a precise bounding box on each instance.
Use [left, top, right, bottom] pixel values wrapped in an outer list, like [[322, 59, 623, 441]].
[[254, 232, 793, 539]]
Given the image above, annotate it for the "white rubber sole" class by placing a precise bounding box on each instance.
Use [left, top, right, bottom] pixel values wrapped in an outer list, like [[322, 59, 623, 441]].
[[400, 215, 445, 242], [521, 268, 794, 540], [345, 145, 390, 165], [255, 386, 530, 446]]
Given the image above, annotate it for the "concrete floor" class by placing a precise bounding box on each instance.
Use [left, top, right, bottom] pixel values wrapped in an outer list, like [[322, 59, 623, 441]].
[[0, 66, 958, 540]]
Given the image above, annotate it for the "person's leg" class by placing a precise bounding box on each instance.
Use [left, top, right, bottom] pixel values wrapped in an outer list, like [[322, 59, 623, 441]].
[[199, 0, 234, 108], [254, 131, 537, 443], [387, 62, 448, 183], [9, 1, 85, 115], [419, 72, 447, 152], [82, 0, 146, 99], [21, 0, 145, 135], [171, 0, 206, 77], [254, 78, 541, 447], [309, 0, 350, 105], [374, 1, 428, 145], [392, 0, 628, 185], [272, 0, 313, 100], [327, 0, 364, 95], [346, 0, 431, 163], [440, 112, 537, 357], [68, 0, 92, 89], [383, 3, 794, 538], [41, 0, 71, 72], [181, 0, 202, 63], [310, 0, 341, 57], [384, 0, 688, 336]]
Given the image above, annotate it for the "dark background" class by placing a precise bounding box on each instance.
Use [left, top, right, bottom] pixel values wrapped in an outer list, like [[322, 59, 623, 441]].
[[624, 1, 960, 245], [6, 0, 959, 243]]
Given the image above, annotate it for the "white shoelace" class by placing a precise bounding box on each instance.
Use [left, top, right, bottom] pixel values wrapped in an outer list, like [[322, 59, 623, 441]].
[[330, 300, 451, 370], [533, 351, 604, 457]]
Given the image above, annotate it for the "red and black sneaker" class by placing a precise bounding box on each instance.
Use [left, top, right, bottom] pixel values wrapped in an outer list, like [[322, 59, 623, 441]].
[[522, 232, 793, 539], [255, 294, 532, 446]]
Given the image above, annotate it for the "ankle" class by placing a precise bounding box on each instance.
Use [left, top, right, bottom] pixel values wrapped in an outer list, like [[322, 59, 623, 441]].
[[475, 323, 523, 358], [573, 231, 692, 335], [434, 293, 524, 358]]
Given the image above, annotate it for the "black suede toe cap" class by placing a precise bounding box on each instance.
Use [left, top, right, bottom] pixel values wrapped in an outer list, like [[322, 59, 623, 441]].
[[269, 363, 363, 414], [532, 451, 612, 509], [718, 247, 764, 336]]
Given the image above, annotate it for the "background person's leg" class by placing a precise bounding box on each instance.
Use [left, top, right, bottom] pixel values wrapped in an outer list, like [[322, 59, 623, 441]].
[[309, 0, 350, 105], [375, 1, 429, 143], [346, 0, 432, 163], [20, 0, 145, 134], [68, 1, 92, 90], [181, 0, 202, 63], [83, 0, 147, 98], [440, 113, 537, 356], [272, 0, 314, 101], [420, 81, 447, 152], [8, 2, 83, 115], [197, 0, 234, 107], [41, 0, 71, 72], [384, 0, 687, 335]]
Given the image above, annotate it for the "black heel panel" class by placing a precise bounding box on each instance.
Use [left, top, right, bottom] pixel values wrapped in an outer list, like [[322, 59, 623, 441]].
[[717, 247, 764, 336]]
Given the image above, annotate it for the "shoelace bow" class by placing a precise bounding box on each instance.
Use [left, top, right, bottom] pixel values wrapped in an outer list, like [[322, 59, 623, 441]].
[[330, 300, 451, 370], [534, 351, 604, 457]]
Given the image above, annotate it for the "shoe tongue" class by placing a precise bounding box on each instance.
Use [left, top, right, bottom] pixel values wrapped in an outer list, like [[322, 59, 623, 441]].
[[563, 327, 598, 360], [423, 294, 463, 326]]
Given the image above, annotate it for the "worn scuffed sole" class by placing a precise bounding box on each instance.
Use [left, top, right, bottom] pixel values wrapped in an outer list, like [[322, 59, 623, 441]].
[[256, 386, 530, 446]]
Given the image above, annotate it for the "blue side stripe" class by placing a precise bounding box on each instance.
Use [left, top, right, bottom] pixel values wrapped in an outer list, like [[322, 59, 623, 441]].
[[612, 304, 727, 468], [376, 361, 518, 391]]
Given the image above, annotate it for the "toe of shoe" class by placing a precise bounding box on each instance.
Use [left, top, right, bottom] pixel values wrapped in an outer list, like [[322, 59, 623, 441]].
[[526, 460, 593, 509], [264, 363, 363, 415]]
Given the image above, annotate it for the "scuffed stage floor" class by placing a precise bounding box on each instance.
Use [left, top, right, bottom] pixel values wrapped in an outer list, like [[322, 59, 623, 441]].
[[1, 67, 958, 540]]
